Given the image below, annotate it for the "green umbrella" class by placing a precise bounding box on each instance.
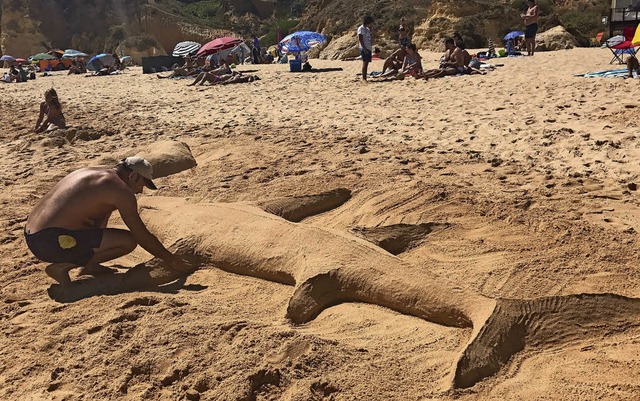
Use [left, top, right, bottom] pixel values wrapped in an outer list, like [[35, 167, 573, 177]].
[[32, 53, 56, 61]]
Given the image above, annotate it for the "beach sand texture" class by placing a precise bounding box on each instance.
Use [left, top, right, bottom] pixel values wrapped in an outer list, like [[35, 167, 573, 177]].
[[2, 48, 640, 400]]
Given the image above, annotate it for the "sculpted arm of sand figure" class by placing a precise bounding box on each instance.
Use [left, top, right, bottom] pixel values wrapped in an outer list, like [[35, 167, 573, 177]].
[[116, 190, 189, 273]]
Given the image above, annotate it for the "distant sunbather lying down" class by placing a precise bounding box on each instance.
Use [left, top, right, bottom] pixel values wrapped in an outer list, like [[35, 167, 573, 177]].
[[210, 72, 260, 85]]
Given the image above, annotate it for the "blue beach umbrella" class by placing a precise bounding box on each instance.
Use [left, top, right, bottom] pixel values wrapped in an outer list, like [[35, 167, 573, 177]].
[[87, 53, 116, 71], [0, 55, 15, 62], [278, 31, 327, 54], [503, 31, 524, 41]]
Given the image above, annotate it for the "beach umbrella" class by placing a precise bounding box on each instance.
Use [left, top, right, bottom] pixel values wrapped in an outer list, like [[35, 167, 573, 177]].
[[48, 49, 64, 58], [62, 49, 89, 58], [15, 58, 26, 63], [32, 53, 56, 61], [172, 41, 201, 57], [87, 53, 116, 71], [196, 37, 242, 57], [278, 31, 327, 54], [0, 55, 15, 62], [503, 31, 524, 41]]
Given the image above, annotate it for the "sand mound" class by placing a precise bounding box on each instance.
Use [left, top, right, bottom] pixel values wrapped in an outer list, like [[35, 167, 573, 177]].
[[135, 140, 197, 179], [258, 188, 352, 222]]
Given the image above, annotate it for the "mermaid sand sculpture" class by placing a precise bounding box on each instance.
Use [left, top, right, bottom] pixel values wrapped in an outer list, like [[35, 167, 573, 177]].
[[48, 187, 640, 389], [46, 145, 640, 388]]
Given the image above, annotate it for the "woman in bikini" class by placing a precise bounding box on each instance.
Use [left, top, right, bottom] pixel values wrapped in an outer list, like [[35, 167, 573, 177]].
[[35, 88, 66, 133], [402, 43, 423, 78]]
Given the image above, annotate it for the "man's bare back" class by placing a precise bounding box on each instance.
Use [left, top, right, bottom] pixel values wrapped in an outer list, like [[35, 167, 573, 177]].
[[27, 168, 127, 232], [25, 159, 188, 286]]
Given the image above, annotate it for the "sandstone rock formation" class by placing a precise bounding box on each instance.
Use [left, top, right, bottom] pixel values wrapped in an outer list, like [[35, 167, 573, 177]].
[[535, 25, 578, 51]]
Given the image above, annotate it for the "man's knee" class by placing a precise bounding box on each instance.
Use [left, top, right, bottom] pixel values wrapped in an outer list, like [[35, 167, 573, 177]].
[[121, 232, 137, 253], [104, 229, 137, 253]]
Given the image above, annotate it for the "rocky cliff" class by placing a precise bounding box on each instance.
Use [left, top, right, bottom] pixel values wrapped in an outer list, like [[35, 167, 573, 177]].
[[0, 0, 610, 60], [0, 0, 231, 61]]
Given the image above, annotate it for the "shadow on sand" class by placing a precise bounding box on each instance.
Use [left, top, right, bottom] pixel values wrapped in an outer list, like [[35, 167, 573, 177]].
[[47, 263, 205, 303]]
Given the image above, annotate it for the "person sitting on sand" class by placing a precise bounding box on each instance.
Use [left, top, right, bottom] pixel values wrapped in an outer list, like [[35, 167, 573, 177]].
[[24, 157, 189, 286], [68, 59, 87, 75], [423, 38, 465, 79], [35, 88, 66, 133], [18, 65, 28, 82], [157, 56, 197, 79], [381, 45, 407, 77], [188, 60, 232, 86], [402, 43, 423, 78], [9, 66, 20, 82]]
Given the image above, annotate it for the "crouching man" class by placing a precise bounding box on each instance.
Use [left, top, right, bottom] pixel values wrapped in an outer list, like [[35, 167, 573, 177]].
[[24, 157, 188, 285]]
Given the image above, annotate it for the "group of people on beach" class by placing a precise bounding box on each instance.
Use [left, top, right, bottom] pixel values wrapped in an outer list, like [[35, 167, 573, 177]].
[[358, 16, 486, 82], [2, 64, 37, 83], [357, 0, 539, 81], [157, 53, 260, 86]]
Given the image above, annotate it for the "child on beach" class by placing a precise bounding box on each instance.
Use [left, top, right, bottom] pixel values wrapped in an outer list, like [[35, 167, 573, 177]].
[[35, 88, 66, 133], [357, 16, 375, 81]]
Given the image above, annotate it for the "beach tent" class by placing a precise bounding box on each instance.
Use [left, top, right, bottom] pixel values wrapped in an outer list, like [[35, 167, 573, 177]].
[[214, 42, 251, 63], [62, 49, 89, 58], [172, 41, 201, 57], [278, 31, 327, 54], [196, 37, 242, 57]]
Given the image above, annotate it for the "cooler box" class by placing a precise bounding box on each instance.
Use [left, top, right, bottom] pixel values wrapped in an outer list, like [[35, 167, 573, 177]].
[[289, 59, 302, 72]]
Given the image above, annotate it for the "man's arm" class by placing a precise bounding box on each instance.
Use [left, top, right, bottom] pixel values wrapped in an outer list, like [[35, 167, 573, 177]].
[[358, 33, 365, 49], [116, 190, 187, 270]]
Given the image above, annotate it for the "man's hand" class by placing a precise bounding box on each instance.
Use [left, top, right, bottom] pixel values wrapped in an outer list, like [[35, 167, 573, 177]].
[[166, 254, 192, 273]]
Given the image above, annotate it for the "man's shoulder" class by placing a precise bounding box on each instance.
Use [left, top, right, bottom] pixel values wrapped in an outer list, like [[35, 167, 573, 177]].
[[79, 168, 125, 189]]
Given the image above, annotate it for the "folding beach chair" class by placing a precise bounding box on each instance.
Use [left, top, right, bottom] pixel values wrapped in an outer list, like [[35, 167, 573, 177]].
[[608, 25, 638, 64]]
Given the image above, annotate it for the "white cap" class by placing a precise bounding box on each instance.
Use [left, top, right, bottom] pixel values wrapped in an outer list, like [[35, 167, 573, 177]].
[[123, 157, 157, 189]]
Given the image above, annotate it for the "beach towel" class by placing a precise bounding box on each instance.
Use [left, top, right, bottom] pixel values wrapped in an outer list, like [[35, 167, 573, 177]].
[[576, 69, 637, 78]]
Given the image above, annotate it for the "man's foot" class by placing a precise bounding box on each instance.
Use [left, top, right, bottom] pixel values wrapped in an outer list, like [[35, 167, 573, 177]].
[[45, 263, 76, 285], [78, 264, 117, 277]]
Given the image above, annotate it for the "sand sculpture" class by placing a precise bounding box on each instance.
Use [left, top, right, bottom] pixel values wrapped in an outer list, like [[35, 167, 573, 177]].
[[46, 152, 640, 389], [48, 190, 640, 389]]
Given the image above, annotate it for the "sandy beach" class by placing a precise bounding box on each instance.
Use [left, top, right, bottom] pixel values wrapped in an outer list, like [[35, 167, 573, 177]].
[[2, 47, 640, 400]]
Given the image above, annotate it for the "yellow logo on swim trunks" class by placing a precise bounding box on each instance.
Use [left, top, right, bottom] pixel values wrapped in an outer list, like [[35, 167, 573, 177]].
[[58, 235, 77, 249]]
